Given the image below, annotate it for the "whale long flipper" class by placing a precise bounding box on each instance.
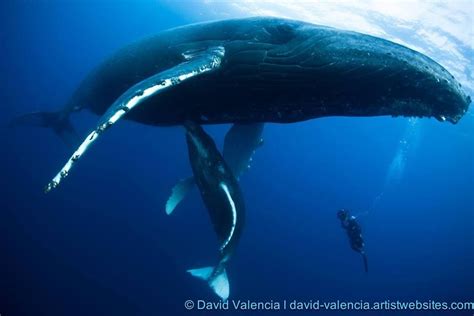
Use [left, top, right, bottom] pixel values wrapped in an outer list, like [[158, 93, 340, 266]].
[[45, 46, 225, 192], [165, 123, 264, 215], [165, 176, 195, 215], [223, 123, 264, 179]]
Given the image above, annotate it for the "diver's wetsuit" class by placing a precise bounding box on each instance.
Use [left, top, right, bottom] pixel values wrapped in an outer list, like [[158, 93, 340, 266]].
[[338, 209, 368, 273]]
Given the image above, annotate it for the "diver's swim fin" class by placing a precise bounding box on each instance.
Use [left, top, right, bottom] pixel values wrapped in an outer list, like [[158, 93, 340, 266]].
[[187, 266, 229, 301], [44, 46, 225, 193], [165, 176, 195, 215], [9, 111, 79, 147], [362, 253, 368, 273]]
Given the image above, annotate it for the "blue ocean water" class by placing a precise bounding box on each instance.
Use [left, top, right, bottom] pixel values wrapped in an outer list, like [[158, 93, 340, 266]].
[[1, 1, 473, 315]]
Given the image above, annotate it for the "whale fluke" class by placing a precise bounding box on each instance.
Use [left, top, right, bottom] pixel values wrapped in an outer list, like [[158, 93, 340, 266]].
[[188, 266, 229, 301], [9, 111, 79, 147]]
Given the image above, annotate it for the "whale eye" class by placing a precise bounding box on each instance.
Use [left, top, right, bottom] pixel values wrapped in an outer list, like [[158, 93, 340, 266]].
[[264, 23, 295, 44]]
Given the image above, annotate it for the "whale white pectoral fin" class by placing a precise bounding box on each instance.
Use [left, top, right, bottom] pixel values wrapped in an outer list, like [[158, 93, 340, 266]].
[[223, 123, 265, 179], [165, 176, 195, 215], [187, 266, 229, 301], [44, 46, 225, 193]]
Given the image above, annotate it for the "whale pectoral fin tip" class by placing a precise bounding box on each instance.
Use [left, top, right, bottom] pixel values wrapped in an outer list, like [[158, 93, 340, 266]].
[[223, 123, 265, 178], [165, 176, 195, 215], [44, 181, 56, 193]]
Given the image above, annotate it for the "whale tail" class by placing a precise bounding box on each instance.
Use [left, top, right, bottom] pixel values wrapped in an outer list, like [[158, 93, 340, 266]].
[[187, 266, 229, 301], [9, 111, 79, 147]]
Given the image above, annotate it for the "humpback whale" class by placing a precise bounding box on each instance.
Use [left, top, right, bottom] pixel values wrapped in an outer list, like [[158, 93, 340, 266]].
[[11, 17, 470, 190], [166, 123, 264, 215], [184, 121, 245, 301]]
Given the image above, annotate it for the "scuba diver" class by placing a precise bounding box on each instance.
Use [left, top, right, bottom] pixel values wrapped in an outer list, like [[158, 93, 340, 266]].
[[337, 209, 368, 273]]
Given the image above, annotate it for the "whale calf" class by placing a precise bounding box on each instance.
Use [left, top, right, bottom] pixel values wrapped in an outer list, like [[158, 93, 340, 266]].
[[11, 17, 471, 191], [184, 121, 245, 301], [166, 123, 264, 215]]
